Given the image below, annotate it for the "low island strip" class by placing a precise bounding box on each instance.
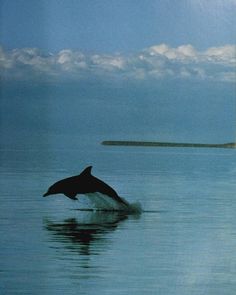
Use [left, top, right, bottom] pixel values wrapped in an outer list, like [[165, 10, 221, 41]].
[[102, 141, 236, 149]]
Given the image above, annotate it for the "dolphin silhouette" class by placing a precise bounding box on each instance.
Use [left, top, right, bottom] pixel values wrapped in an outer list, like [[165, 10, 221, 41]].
[[43, 166, 129, 208]]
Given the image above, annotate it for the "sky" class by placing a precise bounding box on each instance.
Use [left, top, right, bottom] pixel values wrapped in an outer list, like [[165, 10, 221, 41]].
[[0, 0, 236, 144], [0, 0, 236, 53]]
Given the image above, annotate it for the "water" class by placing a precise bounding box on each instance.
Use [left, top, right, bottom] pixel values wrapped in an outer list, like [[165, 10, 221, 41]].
[[1, 144, 236, 295]]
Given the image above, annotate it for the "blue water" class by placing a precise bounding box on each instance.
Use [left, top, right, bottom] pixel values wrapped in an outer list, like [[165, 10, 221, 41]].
[[1, 142, 236, 295]]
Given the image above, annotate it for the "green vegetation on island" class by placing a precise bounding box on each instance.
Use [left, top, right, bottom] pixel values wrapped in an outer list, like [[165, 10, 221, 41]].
[[102, 141, 236, 149]]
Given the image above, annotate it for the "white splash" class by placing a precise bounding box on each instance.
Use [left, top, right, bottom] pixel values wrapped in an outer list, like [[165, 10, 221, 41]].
[[84, 192, 142, 213]]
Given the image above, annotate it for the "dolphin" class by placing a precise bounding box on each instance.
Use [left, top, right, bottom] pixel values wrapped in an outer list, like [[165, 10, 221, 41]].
[[43, 166, 129, 208]]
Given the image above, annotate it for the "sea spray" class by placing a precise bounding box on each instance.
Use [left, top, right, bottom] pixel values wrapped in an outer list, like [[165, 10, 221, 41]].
[[85, 192, 142, 213]]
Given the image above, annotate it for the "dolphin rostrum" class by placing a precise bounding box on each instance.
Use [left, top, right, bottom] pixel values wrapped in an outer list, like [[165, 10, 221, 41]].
[[43, 166, 129, 208]]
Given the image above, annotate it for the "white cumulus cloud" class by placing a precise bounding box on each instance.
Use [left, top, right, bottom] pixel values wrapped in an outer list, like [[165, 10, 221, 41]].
[[147, 44, 198, 61], [204, 45, 236, 64], [0, 44, 235, 82]]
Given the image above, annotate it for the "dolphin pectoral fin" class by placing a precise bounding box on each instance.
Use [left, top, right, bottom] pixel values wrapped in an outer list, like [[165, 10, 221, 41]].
[[64, 192, 78, 200]]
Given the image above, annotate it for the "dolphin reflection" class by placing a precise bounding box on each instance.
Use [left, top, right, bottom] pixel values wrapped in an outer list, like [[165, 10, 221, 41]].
[[44, 211, 128, 256]]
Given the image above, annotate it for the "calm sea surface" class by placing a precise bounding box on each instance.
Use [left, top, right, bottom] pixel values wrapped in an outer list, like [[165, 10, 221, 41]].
[[1, 143, 236, 295]]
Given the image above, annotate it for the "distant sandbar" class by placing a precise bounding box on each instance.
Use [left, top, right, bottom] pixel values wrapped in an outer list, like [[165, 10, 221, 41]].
[[102, 141, 236, 149]]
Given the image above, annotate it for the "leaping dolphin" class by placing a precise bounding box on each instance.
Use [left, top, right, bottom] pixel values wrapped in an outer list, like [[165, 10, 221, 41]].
[[43, 166, 129, 209]]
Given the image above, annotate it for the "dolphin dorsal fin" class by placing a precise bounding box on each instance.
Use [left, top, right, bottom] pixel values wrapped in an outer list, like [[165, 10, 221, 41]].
[[80, 166, 93, 176]]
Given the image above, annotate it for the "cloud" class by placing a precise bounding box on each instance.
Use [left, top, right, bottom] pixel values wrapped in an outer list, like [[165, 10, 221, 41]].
[[147, 44, 198, 60], [0, 44, 235, 82], [204, 45, 236, 64], [146, 44, 236, 65], [57, 49, 87, 71]]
